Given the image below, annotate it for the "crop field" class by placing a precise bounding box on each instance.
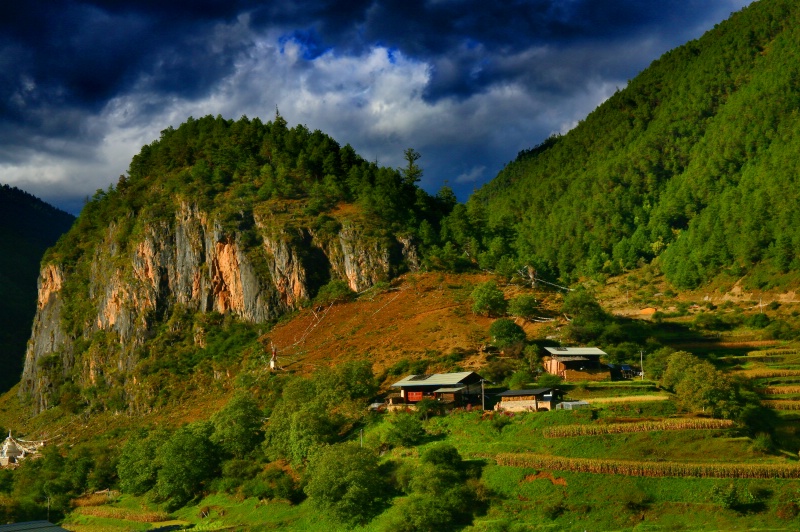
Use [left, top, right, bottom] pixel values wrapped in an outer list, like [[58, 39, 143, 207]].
[[542, 418, 734, 438], [494, 453, 800, 479]]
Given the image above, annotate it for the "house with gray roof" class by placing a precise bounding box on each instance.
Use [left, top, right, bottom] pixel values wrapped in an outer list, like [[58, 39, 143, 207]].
[[494, 388, 563, 412], [388, 371, 483, 408]]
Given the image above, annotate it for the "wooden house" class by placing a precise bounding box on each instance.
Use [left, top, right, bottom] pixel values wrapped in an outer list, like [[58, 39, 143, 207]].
[[388, 371, 483, 408], [543, 347, 610, 381], [494, 388, 562, 412]]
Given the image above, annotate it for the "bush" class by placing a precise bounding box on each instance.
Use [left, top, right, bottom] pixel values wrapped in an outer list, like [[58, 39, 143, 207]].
[[210, 395, 264, 458], [304, 444, 389, 525], [491, 414, 513, 433], [415, 398, 445, 420], [711, 484, 739, 510], [470, 281, 507, 317], [507, 369, 534, 390], [420, 444, 463, 471], [481, 360, 516, 385], [508, 295, 538, 320], [489, 318, 526, 349], [154, 422, 220, 509], [384, 412, 426, 447], [536, 373, 563, 388], [242, 465, 301, 503], [314, 279, 355, 305], [118, 430, 170, 496], [747, 313, 771, 329]]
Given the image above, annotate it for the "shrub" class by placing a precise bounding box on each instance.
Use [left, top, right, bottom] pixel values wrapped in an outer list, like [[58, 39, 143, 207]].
[[314, 279, 355, 305], [481, 360, 516, 385], [711, 484, 739, 510], [384, 412, 426, 447], [210, 395, 265, 458], [154, 422, 220, 509], [507, 369, 534, 390], [747, 313, 771, 329], [304, 444, 389, 525], [118, 430, 170, 496], [489, 318, 526, 349], [420, 444, 463, 471], [415, 398, 445, 420], [508, 295, 538, 320], [470, 281, 507, 317], [536, 373, 563, 388], [491, 414, 513, 433]]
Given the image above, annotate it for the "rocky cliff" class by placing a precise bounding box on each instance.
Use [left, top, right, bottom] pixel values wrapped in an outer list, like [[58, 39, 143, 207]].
[[20, 201, 417, 413]]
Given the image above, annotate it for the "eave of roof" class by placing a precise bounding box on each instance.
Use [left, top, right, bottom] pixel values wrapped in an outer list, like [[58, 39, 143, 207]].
[[544, 347, 606, 356]]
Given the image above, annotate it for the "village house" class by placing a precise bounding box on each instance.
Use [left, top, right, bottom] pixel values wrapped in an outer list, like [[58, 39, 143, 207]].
[[388, 371, 484, 409], [494, 388, 563, 412], [543, 346, 610, 381]]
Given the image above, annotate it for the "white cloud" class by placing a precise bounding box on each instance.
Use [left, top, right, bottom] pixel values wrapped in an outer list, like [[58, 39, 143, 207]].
[[455, 165, 485, 184]]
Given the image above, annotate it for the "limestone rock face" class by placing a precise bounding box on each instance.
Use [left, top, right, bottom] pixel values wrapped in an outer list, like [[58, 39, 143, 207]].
[[20, 203, 416, 412]]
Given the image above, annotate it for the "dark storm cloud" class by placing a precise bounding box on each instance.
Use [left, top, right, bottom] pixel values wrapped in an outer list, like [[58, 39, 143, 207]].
[[2, 0, 739, 121], [0, 0, 752, 211]]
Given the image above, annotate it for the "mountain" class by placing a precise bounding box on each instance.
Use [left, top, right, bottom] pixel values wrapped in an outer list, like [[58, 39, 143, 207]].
[[9, 3, 800, 528], [0, 184, 74, 392], [19, 114, 452, 413], [468, 0, 800, 289]]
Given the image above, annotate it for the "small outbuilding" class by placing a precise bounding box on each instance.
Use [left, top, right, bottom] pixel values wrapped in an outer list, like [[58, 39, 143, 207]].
[[543, 347, 610, 381], [494, 388, 563, 412], [555, 400, 591, 410]]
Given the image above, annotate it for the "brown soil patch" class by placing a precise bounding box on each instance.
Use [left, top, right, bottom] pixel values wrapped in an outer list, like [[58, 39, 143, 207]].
[[264, 272, 565, 381], [523, 471, 567, 486]]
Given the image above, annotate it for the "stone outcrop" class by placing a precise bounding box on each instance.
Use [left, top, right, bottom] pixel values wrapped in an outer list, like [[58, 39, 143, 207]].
[[20, 202, 416, 413]]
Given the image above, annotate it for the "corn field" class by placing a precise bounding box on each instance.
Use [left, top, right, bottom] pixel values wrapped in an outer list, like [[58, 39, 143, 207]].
[[762, 400, 800, 410], [582, 394, 669, 404], [741, 369, 800, 378], [495, 453, 800, 479], [759, 386, 800, 395], [748, 348, 800, 357], [542, 418, 734, 438]]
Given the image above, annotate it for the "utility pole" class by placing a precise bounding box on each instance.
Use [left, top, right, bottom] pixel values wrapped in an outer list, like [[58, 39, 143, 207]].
[[640, 350, 644, 381], [481, 379, 486, 411]]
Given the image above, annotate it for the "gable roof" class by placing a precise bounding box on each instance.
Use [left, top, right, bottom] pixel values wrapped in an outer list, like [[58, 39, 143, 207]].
[[390, 371, 481, 388], [544, 347, 606, 356]]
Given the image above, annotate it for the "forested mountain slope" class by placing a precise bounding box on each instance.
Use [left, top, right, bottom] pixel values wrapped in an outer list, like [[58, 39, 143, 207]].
[[0, 185, 74, 392], [20, 114, 453, 413], [471, 0, 800, 289]]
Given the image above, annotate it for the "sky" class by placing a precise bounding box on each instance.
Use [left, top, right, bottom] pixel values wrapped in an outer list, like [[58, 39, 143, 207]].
[[1, 0, 754, 214]]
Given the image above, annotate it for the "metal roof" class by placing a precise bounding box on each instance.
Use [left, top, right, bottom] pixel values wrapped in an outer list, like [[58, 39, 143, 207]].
[[496, 388, 555, 397], [545, 347, 606, 356], [391, 371, 480, 388], [433, 386, 466, 393]]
